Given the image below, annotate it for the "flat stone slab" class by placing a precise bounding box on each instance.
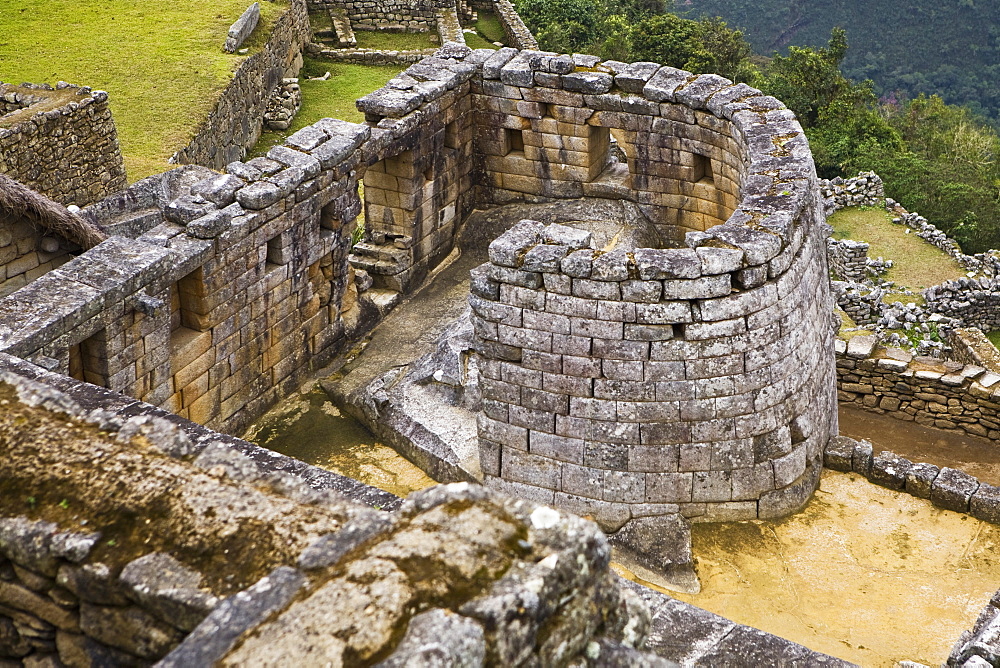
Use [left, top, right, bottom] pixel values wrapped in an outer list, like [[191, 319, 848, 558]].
[[609, 514, 699, 594]]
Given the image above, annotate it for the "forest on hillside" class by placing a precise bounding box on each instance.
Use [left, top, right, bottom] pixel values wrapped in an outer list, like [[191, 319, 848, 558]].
[[514, 0, 1000, 255], [677, 0, 1000, 124]]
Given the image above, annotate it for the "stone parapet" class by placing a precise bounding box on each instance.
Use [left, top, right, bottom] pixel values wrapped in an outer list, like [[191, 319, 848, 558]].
[[0, 83, 127, 207]]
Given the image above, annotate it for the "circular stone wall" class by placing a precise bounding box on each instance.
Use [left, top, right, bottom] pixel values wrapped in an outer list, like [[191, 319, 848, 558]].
[[469, 60, 837, 531]]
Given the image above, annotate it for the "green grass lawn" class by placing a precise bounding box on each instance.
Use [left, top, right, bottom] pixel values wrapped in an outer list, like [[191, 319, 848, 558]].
[[987, 331, 1000, 349], [0, 0, 288, 181], [475, 11, 507, 44], [353, 30, 437, 51], [463, 32, 498, 50], [829, 207, 967, 296], [250, 59, 402, 158]]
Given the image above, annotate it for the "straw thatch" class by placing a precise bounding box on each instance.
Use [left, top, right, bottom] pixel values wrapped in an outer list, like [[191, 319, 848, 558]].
[[0, 173, 107, 250]]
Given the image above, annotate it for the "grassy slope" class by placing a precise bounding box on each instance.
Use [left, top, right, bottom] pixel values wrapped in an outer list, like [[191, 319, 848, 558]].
[[250, 59, 402, 157], [829, 207, 967, 295], [475, 12, 507, 44], [0, 0, 287, 181]]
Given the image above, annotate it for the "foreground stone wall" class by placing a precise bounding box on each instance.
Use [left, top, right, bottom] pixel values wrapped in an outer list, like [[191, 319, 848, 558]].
[[0, 365, 662, 667], [171, 0, 311, 169], [463, 58, 836, 528], [0, 83, 127, 207]]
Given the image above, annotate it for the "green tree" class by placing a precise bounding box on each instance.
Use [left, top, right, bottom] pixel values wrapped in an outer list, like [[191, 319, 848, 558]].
[[515, 0, 605, 53], [761, 27, 851, 126]]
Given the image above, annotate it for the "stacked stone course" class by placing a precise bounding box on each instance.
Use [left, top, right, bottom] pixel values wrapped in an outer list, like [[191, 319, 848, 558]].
[[0, 83, 127, 207], [441, 51, 839, 528], [836, 335, 1000, 440], [827, 238, 868, 281]]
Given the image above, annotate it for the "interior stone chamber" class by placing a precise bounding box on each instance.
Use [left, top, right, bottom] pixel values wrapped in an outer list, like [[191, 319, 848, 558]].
[[460, 51, 837, 529]]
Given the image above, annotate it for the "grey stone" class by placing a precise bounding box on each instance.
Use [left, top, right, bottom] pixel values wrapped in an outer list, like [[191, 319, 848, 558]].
[[298, 513, 396, 570], [642, 67, 690, 102], [615, 62, 661, 94], [235, 181, 283, 210], [851, 438, 873, 476], [905, 462, 940, 499], [482, 48, 519, 80], [971, 483, 1000, 524], [521, 244, 569, 273], [223, 2, 260, 53], [583, 638, 678, 667], [190, 174, 244, 208], [120, 552, 219, 632], [266, 145, 321, 179], [156, 567, 307, 668], [163, 194, 213, 224], [608, 515, 699, 594], [824, 435, 855, 472], [117, 415, 194, 458], [562, 71, 613, 94], [931, 467, 980, 513], [488, 220, 544, 268], [185, 209, 231, 239], [80, 603, 184, 660], [869, 451, 912, 491], [0, 518, 60, 576], [375, 608, 486, 667], [541, 223, 592, 249]]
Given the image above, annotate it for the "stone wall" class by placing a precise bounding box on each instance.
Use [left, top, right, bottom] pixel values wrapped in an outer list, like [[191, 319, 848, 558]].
[[0, 218, 79, 299], [0, 83, 127, 207], [950, 327, 1000, 371], [836, 335, 1000, 440], [0, 46, 479, 437], [827, 237, 868, 281], [311, 0, 455, 31], [170, 0, 311, 170], [458, 54, 836, 528], [489, 0, 538, 49], [0, 364, 660, 666]]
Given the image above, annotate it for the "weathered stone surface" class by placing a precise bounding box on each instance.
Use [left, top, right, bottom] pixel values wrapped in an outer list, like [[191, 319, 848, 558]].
[[298, 513, 395, 570], [824, 435, 855, 472], [79, 603, 184, 660], [223, 2, 260, 53], [157, 567, 307, 668], [905, 462, 940, 499], [119, 552, 219, 632], [117, 415, 194, 458], [931, 467, 980, 513], [608, 515, 699, 594], [971, 483, 1000, 524], [869, 451, 912, 491], [375, 608, 486, 667]]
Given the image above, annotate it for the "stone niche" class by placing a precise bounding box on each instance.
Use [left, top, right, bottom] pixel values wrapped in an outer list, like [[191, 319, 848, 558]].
[[465, 54, 838, 530]]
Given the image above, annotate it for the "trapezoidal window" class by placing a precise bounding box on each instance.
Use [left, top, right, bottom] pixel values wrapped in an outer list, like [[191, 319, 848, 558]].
[[504, 128, 524, 155], [68, 328, 109, 388], [265, 232, 291, 274], [692, 152, 714, 184]]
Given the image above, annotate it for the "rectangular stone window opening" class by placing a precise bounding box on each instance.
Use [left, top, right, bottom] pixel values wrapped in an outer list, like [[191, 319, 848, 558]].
[[68, 328, 109, 387], [265, 232, 291, 274], [692, 152, 714, 184], [504, 128, 525, 156]]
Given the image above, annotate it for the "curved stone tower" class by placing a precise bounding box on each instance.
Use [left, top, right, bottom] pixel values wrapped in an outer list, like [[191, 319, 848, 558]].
[[469, 57, 837, 530]]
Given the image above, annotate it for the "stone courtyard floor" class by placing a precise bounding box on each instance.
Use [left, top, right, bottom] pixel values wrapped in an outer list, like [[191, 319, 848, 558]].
[[620, 469, 1000, 667]]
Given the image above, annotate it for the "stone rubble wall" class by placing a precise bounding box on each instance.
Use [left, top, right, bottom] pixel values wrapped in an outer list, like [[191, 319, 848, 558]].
[[0, 83, 127, 207], [827, 237, 868, 281], [170, 0, 311, 170], [453, 54, 837, 528], [836, 334, 1000, 440], [310, 46, 434, 65], [0, 364, 665, 668], [263, 78, 302, 131], [948, 590, 1000, 668], [824, 435, 1000, 527], [312, 0, 452, 31], [819, 170, 884, 212], [489, 0, 538, 49], [924, 277, 1000, 332], [950, 328, 1000, 372]]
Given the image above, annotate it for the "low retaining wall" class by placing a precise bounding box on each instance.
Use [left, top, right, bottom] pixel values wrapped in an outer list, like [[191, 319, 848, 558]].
[[836, 335, 1000, 440], [0, 83, 126, 207], [171, 0, 311, 169], [490, 0, 537, 49], [950, 328, 1000, 371]]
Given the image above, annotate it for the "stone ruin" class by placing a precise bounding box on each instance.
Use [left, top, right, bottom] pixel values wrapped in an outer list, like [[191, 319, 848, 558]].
[[2, 0, 1000, 664]]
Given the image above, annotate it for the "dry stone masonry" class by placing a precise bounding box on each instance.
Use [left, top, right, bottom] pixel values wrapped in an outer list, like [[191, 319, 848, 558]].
[[171, 0, 311, 169], [0, 83, 127, 207], [454, 52, 837, 528]]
